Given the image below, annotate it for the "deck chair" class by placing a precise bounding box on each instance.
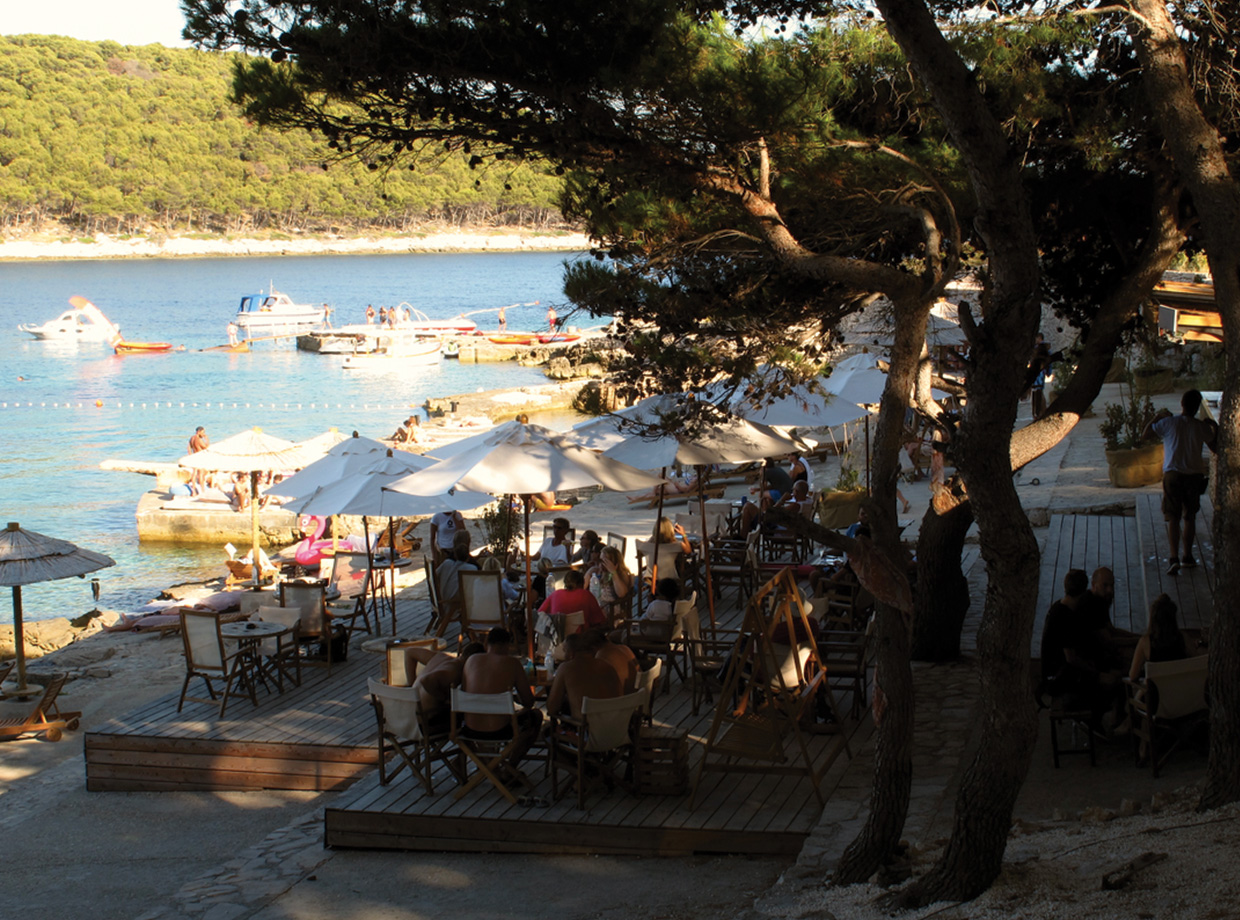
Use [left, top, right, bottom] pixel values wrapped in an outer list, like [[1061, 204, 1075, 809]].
[[685, 611, 742, 715], [634, 658, 663, 725], [254, 605, 302, 692], [0, 673, 81, 742], [605, 533, 628, 567], [818, 626, 871, 720], [615, 592, 697, 693], [549, 689, 647, 808], [459, 569, 507, 645], [538, 610, 586, 662], [424, 557, 456, 638], [177, 609, 256, 717], [386, 638, 445, 687], [1126, 655, 1210, 777], [368, 677, 460, 793], [450, 688, 535, 804], [710, 534, 759, 605], [320, 552, 376, 638], [279, 580, 342, 674]]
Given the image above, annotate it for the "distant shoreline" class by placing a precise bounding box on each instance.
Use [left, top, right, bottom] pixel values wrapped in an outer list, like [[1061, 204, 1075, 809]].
[[0, 228, 593, 262]]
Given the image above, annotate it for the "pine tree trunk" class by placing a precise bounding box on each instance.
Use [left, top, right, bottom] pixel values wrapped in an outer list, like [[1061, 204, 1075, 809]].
[[910, 498, 974, 661]]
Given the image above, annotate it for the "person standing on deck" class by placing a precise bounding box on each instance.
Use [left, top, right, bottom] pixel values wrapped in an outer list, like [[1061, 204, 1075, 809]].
[[365, 304, 376, 324], [546, 305, 557, 332], [497, 306, 507, 331], [1143, 389, 1218, 576]]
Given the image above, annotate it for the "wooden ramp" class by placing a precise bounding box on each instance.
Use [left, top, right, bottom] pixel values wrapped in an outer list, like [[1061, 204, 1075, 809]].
[[1134, 492, 1215, 630], [1036, 512, 1144, 641]]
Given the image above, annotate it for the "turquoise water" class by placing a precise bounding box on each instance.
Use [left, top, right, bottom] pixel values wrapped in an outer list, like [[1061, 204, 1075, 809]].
[[0, 250, 586, 621]]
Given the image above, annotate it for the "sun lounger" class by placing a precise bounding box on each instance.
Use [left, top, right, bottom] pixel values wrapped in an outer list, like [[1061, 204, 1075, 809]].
[[0, 674, 81, 742]]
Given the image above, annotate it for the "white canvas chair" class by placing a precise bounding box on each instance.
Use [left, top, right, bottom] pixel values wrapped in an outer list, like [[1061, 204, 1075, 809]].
[[279, 580, 342, 673], [1126, 654, 1209, 776], [458, 569, 507, 646], [634, 658, 663, 725], [254, 604, 302, 692], [549, 689, 648, 808], [368, 677, 460, 793], [321, 551, 376, 638], [450, 687, 534, 804], [385, 638, 444, 687], [177, 609, 256, 717]]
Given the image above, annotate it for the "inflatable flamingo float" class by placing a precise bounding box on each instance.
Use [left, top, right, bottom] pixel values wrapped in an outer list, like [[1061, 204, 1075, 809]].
[[294, 515, 334, 568]]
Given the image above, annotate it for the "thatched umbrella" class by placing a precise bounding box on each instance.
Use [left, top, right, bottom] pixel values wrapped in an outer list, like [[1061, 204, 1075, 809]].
[[0, 522, 114, 694]]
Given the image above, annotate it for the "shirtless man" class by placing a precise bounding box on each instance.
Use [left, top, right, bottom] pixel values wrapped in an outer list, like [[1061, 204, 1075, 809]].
[[188, 425, 210, 487], [591, 628, 638, 694], [547, 631, 622, 720], [459, 627, 542, 769], [401, 643, 482, 732]]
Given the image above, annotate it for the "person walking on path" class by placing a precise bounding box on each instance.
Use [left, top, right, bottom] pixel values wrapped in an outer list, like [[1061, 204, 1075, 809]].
[[1143, 388, 1218, 575]]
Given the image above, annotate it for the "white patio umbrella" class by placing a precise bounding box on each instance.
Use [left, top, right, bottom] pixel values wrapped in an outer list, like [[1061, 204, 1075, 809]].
[[180, 427, 306, 585], [853, 312, 967, 347], [267, 432, 393, 501], [386, 421, 666, 658], [289, 451, 491, 634], [0, 522, 115, 694], [577, 395, 809, 627]]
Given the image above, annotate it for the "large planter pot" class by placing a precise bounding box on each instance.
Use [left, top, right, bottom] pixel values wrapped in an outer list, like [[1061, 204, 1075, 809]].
[[1133, 367, 1174, 395], [817, 489, 867, 529], [1105, 443, 1164, 488]]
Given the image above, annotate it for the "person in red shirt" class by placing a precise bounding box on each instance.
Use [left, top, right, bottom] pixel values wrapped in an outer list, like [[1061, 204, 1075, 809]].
[[538, 569, 606, 629]]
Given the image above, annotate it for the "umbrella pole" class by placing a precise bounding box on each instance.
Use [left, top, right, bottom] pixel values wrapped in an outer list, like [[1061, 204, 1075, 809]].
[[864, 416, 871, 495], [11, 585, 26, 692], [387, 517, 397, 635], [523, 496, 534, 663], [647, 466, 667, 610], [362, 517, 377, 631], [695, 465, 717, 632], [250, 470, 261, 588]]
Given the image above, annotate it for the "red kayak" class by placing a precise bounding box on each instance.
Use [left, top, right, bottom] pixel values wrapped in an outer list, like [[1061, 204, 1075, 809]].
[[538, 333, 580, 344]]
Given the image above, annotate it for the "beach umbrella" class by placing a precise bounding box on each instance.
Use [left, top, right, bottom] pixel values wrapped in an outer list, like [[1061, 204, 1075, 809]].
[[289, 451, 491, 633], [578, 395, 808, 627], [267, 432, 392, 501], [0, 522, 115, 694], [180, 427, 305, 585], [386, 421, 665, 658], [853, 313, 967, 347], [729, 389, 869, 431]]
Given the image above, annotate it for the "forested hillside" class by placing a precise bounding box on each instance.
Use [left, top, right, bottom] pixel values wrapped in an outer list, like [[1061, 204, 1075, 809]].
[[0, 35, 565, 235]]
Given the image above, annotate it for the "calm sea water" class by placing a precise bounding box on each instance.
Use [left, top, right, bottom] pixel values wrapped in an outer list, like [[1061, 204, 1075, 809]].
[[0, 250, 587, 623]]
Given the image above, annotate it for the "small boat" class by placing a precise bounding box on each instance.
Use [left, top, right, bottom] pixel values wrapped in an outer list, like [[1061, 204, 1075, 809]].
[[114, 340, 174, 355], [19, 296, 121, 342], [394, 305, 478, 335], [538, 333, 581, 344], [235, 288, 331, 334], [442, 340, 460, 359], [341, 333, 442, 369], [487, 334, 537, 345]]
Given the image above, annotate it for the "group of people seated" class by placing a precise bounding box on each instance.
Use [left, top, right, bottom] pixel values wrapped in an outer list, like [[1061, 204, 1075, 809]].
[[1040, 565, 1196, 757]]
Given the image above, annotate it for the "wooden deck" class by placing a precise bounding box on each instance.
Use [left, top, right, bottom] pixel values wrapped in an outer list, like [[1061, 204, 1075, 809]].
[[87, 569, 865, 855], [1034, 494, 1215, 647]]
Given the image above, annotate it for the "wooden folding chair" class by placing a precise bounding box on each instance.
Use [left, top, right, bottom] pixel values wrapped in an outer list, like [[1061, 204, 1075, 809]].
[[368, 677, 461, 793], [449, 688, 534, 804], [1126, 655, 1210, 776], [458, 569, 507, 646], [254, 604, 302, 692], [177, 609, 256, 717], [549, 689, 648, 808], [385, 638, 444, 687]]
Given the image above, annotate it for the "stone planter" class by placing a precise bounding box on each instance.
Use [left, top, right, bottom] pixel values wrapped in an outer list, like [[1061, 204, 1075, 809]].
[[817, 489, 867, 529], [1105, 442, 1164, 488]]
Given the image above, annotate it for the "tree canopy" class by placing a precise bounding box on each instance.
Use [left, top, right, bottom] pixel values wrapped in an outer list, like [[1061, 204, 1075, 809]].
[[0, 34, 564, 234]]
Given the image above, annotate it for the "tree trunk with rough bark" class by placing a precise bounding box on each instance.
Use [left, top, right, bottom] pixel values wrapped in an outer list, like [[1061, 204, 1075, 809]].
[[910, 495, 974, 661], [1127, 0, 1240, 810]]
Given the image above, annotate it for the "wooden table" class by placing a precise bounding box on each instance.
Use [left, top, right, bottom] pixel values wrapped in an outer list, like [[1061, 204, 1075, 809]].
[[221, 621, 295, 695]]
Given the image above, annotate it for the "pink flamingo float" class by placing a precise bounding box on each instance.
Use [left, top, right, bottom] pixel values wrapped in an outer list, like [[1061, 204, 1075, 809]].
[[293, 515, 334, 568]]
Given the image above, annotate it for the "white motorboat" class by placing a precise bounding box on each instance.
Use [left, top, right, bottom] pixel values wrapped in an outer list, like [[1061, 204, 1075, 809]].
[[341, 332, 442, 369], [234, 289, 330, 334], [393, 305, 478, 335], [19, 297, 121, 342]]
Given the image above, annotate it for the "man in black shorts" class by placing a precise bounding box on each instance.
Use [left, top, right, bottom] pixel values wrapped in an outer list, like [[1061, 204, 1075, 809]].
[[1143, 389, 1218, 575]]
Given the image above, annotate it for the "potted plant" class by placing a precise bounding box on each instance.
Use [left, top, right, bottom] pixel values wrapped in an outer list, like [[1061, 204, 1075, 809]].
[[480, 499, 520, 558], [1099, 386, 1162, 488], [817, 465, 867, 529]]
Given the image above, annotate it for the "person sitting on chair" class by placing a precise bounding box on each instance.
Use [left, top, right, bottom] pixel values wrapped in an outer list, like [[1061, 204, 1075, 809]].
[[571, 529, 601, 565], [631, 577, 680, 643], [591, 627, 639, 694], [547, 631, 623, 720], [539, 569, 607, 629], [404, 643, 484, 733], [436, 545, 478, 619], [531, 516, 573, 572], [460, 627, 542, 770], [1040, 568, 1124, 727]]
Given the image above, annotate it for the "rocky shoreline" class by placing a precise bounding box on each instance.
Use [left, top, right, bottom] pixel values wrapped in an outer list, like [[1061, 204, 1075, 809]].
[[0, 228, 592, 261]]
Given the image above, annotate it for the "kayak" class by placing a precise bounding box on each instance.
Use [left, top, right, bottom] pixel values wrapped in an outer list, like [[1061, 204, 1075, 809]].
[[487, 334, 537, 345], [538, 333, 581, 344], [114, 340, 174, 355]]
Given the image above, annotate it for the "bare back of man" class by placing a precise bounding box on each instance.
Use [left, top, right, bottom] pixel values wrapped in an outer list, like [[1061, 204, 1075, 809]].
[[461, 639, 534, 733], [594, 635, 638, 694], [407, 649, 467, 721], [548, 639, 623, 720]]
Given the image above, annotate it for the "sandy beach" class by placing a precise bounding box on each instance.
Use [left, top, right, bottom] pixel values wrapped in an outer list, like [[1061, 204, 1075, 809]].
[[0, 385, 1224, 920], [0, 228, 592, 261]]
